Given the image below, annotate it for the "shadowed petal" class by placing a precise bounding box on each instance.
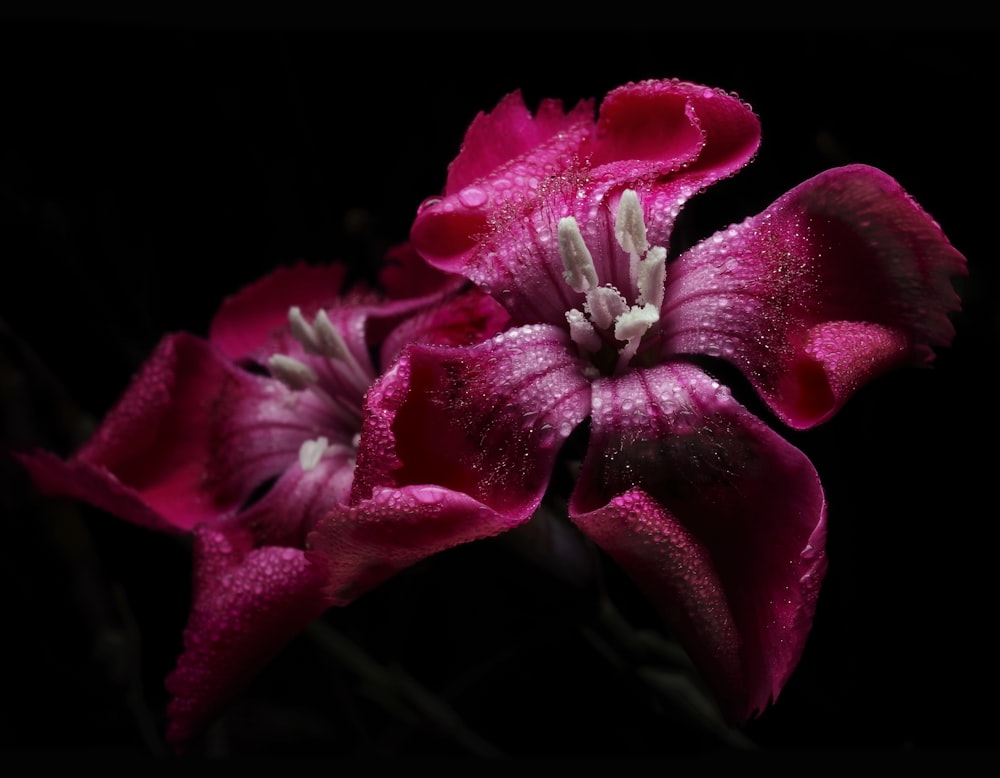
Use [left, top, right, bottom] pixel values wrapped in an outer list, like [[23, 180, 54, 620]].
[[663, 164, 967, 429], [569, 362, 827, 725], [209, 262, 349, 362], [164, 525, 333, 750], [309, 487, 532, 605]]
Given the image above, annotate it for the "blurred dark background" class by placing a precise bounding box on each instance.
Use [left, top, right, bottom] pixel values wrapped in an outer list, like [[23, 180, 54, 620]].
[[1, 11, 997, 760]]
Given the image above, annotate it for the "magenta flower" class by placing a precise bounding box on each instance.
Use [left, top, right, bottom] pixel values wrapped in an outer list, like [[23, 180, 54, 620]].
[[17, 246, 508, 748], [309, 79, 967, 725]]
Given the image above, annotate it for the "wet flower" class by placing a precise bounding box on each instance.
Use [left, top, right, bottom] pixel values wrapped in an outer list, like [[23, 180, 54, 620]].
[[17, 246, 508, 747], [310, 79, 967, 725]]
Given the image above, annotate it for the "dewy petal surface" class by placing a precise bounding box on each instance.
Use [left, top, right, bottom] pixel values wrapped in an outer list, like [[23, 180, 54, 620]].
[[311, 324, 592, 604], [411, 79, 760, 281], [310, 487, 533, 605], [662, 164, 967, 429], [164, 524, 333, 750], [350, 324, 592, 514], [569, 361, 827, 725]]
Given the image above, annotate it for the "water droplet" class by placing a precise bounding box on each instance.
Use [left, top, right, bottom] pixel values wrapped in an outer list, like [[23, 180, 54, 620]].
[[458, 185, 488, 207]]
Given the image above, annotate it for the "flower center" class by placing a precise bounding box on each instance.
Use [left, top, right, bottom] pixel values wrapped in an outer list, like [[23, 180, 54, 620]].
[[265, 306, 368, 471], [558, 189, 666, 377]]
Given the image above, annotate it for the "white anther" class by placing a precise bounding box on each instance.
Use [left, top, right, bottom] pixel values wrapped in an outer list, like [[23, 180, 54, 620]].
[[566, 308, 602, 353], [615, 190, 648, 256], [637, 245, 667, 311], [614, 303, 659, 343], [558, 216, 598, 293], [268, 354, 318, 390], [312, 308, 351, 361], [288, 306, 322, 353], [585, 286, 628, 330], [298, 436, 330, 471]]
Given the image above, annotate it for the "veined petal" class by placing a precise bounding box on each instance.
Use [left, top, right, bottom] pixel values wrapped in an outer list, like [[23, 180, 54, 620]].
[[351, 324, 592, 518], [209, 262, 349, 362], [569, 362, 827, 726], [164, 525, 333, 751], [309, 486, 532, 605], [215, 449, 357, 548], [663, 164, 967, 429]]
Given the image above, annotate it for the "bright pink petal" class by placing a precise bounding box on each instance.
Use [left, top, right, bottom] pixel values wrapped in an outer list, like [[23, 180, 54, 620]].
[[21, 333, 258, 531], [351, 325, 592, 517], [663, 164, 967, 429], [443, 90, 596, 193], [569, 362, 827, 726], [164, 525, 333, 750], [17, 332, 343, 534], [209, 262, 349, 362], [411, 79, 759, 281], [310, 486, 530, 606]]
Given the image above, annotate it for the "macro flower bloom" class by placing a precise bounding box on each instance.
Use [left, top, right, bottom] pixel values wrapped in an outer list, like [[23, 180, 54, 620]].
[[17, 246, 508, 748], [310, 78, 967, 725]]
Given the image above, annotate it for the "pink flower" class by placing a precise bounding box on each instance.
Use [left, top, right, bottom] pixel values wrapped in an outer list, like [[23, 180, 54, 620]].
[[17, 246, 508, 748], [310, 79, 967, 726]]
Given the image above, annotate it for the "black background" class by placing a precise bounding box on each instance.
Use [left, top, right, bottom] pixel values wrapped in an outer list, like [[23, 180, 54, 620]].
[[1, 10, 997, 761]]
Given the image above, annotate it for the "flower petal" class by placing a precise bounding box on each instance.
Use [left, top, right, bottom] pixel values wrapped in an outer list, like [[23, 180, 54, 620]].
[[351, 324, 592, 518], [411, 79, 760, 326], [214, 449, 357, 548], [164, 525, 333, 750], [309, 486, 530, 605], [589, 78, 760, 190], [569, 362, 827, 725], [378, 286, 510, 367], [19, 333, 260, 531], [209, 262, 349, 362], [443, 90, 596, 193], [663, 164, 967, 429]]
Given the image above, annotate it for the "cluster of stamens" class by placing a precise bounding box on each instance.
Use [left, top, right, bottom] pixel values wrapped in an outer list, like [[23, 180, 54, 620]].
[[265, 306, 367, 471], [558, 189, 666, 376]]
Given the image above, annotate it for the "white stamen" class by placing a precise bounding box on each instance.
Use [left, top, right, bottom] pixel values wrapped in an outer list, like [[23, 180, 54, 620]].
[[637, 245, 667, 311], [268, 354, 318, 390], [558, 216, 598, 293], [298, 436, 330, 471], [615, 189, 648, 256], [312, 308, 352, 361], [614, 303, 660, 343], [289, 306, 322, 353], [566, 308, 602, 353], [585, 286, 628, 330]]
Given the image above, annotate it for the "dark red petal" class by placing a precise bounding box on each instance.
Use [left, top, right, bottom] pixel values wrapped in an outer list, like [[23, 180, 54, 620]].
[[589, 78, 760, 188], [569, 362, 827, 725]]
